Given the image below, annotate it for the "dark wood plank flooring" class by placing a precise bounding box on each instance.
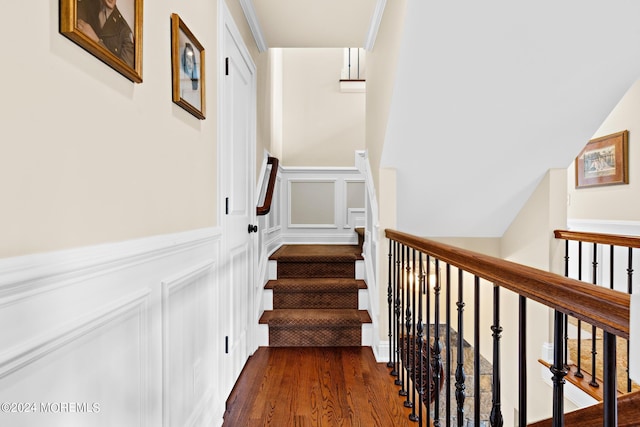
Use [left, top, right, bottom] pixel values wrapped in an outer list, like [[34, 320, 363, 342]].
[[222, 346, 417, 426]]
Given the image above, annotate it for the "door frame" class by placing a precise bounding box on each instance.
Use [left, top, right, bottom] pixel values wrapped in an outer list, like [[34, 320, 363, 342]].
[[217, 0, 258, 395]]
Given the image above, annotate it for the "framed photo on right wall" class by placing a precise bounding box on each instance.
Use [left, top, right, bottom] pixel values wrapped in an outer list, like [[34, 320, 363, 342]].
[[170, 13, 205, 119], [575, 130, 629, 188]]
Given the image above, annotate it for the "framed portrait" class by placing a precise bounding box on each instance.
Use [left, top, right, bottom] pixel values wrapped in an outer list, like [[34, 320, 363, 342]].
[[171, 14, 206, 120], [575, 130, 629, 188], [60, 0, 143, 83]]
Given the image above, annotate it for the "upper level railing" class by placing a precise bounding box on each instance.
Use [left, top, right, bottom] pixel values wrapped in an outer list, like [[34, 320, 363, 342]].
[[385, 228, 631, 427], [553, 229, 639, 397]]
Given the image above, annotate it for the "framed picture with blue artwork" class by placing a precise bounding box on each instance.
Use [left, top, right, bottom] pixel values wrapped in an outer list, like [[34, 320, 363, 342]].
[[171, 14, 205, 120]]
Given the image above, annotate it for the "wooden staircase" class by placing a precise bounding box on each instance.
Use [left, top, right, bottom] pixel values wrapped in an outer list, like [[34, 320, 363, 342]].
[[259, 244, 371, 347]]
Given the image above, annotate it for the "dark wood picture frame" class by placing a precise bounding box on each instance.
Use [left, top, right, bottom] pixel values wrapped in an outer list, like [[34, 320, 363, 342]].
[[575, 130, 629, 188], [60, 0, 143, 83], [171, 14, 206, 120]]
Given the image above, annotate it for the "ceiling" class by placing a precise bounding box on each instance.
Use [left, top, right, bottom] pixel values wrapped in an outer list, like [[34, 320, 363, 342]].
[[382, 0, 640, 237], [241, 0, 383, 49]]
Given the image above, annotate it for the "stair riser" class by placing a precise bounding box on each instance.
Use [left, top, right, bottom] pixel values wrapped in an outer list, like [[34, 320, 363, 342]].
[[276, 262, 354, 279], [269, 326, 361, 347], [262, 288, 368, 311], [274, 292, 357, 309]]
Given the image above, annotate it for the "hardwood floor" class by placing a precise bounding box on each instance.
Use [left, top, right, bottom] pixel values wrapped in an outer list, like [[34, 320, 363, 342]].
[[222, 346, 418, 427]]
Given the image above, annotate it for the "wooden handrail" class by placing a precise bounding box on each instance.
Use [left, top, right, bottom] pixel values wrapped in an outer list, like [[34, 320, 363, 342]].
[[527, 390, 640, 426], [256, 157, 279, 216], [385, 229, 630, 338], [554, 229, 640, 249]]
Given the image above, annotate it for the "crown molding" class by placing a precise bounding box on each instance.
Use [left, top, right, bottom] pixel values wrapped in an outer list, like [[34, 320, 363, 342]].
[[364, 0, 387, 51], [239, 0, 268, 52]]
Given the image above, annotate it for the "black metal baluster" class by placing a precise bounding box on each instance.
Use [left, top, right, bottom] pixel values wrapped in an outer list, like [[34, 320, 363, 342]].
[[518, 296, 527, 427], [400, 245, 408, 396], [474, 276, 480, 426], [404, 246, 413, 408], [563, 240, 569, 369], [388, 239, 394, 369], [490, 285, 503, 427], [589, 243, 599, 388], [432, 259, 442, 427], [609, 245, 614, 291], [394, 241, 402, 383], [446, 263, 452, 426], [455, 268, 466, 427], [551, 310, 568, 427], [426, 257, 432, 427], [575, 242, 584, 379], [411, 252, 424, 424], [404, 248, 416, 412], [602, 331, 617, 427], [627, 247, 634, 393], [410, 248, 418, 419]]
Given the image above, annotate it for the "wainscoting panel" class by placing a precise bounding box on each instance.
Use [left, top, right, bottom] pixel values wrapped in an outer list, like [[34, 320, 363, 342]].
[[280, 166, 365, 244], [162, 260, 217, 427], [0, 228, 225, 427]]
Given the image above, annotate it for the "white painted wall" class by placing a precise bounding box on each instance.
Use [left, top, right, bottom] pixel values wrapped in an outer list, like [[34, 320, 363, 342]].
[[281, 48, 365, 166]]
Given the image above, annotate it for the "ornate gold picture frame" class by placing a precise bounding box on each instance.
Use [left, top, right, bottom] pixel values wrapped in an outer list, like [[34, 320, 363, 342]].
[[60, 0, 143, 83], [171, 14, 206, 120]]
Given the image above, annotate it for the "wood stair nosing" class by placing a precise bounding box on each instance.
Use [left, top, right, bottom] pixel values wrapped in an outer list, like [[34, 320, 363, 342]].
[[265, 278, 367, 291], [259, 309, 372, 325]]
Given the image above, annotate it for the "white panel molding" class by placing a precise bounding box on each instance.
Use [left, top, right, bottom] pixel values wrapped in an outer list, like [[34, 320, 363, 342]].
[[358, 150, 380, 348], [162, 260, 217, 427], [281, 232, 359, 246], [345, 208, 365, 229], [364, 0, 387, 51], [161, 260, 216, 295], [375, 340, 390, 363], [287, 179, 338, 228], [0, 227, 221, 307], [184, 388, 217, 427], [567, 219, 640, 236], [238, 0, 268, 52], [0, 288, 150, 380], [288, 224, 339, 229]]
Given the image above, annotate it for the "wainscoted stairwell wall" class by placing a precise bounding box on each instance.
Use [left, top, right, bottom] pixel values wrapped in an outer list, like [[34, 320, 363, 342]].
[[0, 228, 228, 427]]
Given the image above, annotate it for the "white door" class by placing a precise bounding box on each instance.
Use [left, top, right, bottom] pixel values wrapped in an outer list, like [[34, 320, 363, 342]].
[[219, 4, 256, 397]]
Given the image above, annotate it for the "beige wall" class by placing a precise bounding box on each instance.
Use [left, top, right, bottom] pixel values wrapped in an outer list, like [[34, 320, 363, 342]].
[[500, 168, 572, 423], [568, 78, 640, 222], [281, 48, 365, 166], [0, 0, 271, 258], [1, 0, 223, 258], [364, 0, 407, 191]]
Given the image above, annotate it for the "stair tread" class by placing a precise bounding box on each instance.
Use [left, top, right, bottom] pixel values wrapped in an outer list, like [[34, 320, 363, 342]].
[[269, 244, 363, 262], [260, 309, 371, 326], [266, 278, 367, 291]]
